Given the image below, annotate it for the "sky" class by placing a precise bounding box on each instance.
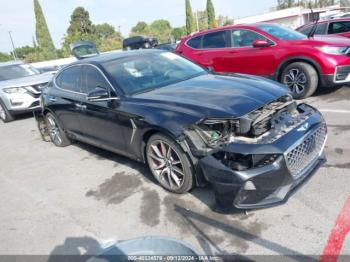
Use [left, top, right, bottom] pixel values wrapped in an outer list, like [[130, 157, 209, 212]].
[[0, 0, 277, 53]]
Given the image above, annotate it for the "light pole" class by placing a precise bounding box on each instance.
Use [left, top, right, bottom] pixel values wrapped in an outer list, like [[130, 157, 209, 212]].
[[8, 31, 17, 60], [0, 24, 17, 60]]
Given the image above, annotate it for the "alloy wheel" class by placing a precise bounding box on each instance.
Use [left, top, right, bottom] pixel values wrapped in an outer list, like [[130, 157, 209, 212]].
[[0, 103, 6, 121], [46, 115, 62, 145], [284, 68, 307, 94], [147, 140, 185, 190]]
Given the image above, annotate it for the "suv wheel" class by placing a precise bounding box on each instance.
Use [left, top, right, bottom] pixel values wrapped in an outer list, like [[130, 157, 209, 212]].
[[45, 113, 71, 147], [0, 99, 15, 123], [146, 134, 194, 194], [281, 62, 318, 99]]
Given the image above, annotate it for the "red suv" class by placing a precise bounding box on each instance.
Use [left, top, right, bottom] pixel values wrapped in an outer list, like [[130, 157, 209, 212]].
[[176, 23, 350, 98], [297, 18, 350, 38]]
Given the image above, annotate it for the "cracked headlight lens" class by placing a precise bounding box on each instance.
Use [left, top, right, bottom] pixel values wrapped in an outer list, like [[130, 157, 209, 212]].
[[195, 119, 236, 145], [3, 87, 28, 94]]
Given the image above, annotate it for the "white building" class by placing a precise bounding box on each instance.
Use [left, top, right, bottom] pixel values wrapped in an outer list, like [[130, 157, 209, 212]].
[[234, 5, 344, 29]]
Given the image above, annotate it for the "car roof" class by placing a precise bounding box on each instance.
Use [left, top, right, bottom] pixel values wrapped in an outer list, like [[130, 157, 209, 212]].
[[187, 23, 273, 38], [300, 17, 350, 28], [69, 49, 165, 66], [0, 60, 24, 67]]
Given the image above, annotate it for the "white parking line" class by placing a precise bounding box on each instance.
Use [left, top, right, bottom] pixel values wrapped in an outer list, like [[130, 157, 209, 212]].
[[320, 109, 350, 114]]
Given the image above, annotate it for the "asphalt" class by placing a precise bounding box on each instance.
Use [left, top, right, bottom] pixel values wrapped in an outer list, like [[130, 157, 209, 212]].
[[0, 86, 349, 260]]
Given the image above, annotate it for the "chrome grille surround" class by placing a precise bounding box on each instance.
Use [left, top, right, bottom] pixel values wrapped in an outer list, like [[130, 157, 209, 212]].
[[285, 124, 327, 179]]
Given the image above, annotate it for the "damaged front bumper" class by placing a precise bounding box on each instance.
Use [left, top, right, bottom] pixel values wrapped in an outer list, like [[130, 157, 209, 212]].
[[197, 108, 327, 210]]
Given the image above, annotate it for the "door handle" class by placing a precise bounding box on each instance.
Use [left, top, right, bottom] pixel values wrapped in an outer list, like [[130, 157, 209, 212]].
[[49, 97, 56, 102], [75, 104, 87, 110]]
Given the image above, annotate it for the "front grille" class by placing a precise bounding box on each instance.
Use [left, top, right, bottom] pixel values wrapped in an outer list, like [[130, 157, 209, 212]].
[[286, 125, 327, 178]]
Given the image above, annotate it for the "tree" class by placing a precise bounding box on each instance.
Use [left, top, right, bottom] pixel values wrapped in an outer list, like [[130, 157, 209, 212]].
[[33, 0, 56, 60], [99, 32, 123, 52], [95, 23, 116, 40], [94, 24, 122, 52], [276, 0, 296, 9], [0, 52, 11, 62], [149, 19, 172, 43], [218, 15, 233, 26], [195, 10, 209, 31], [340, 0, 350, 10], [62, 7, 97, 56], [67, 7, 95, 35], [207, 0, 216, 29], [185, 0, 195, 34], [171, 27, 187, 41], [130, 21, 150, 36], [12, 46, 37, 60]]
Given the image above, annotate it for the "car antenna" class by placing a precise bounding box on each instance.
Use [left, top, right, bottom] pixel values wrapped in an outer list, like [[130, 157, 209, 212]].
[[308, 3, 319, 39]]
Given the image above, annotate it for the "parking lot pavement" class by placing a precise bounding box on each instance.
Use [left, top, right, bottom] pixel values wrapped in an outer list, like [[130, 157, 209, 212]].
[[0, 86, 350, 259]]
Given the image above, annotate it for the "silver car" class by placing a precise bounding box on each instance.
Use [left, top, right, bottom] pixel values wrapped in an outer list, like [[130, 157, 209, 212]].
[[0, 61, 54, 122]]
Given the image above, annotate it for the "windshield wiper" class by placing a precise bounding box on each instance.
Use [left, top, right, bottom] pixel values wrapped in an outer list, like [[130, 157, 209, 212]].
[[308, 4, 319, 39]]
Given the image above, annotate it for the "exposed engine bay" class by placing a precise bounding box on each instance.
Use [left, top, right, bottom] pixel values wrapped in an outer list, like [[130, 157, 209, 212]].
[[184, 95, 316, 155]]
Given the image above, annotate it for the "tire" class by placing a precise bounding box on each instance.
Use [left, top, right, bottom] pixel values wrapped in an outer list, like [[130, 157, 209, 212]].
[[146, 133, 194, 194], [143, 42, 151, 49], [45, 112, 71, 147], [0, 99, 15, 123], [281, 62, 318, 99]]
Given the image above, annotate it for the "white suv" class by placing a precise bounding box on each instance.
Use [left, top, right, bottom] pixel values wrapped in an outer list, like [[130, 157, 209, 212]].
[[0, 61, 54, 122]]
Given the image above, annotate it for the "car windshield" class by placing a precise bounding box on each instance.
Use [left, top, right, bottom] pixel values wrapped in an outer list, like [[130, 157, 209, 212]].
[[257, 24, 307, 40], [0, 64, 40, 81], [103, 52, 207, 95]]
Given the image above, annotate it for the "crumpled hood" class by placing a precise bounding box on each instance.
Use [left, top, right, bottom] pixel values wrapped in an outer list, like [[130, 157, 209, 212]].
[[133, 74, 289, 119], [0, 72, 53, 89]]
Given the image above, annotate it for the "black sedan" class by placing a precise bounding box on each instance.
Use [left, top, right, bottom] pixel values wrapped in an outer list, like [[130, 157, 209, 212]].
[[35, 49, 327, 209]]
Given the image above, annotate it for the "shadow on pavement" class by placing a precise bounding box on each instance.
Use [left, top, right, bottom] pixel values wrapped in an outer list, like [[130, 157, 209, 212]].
[[174, 205, 318, 261]]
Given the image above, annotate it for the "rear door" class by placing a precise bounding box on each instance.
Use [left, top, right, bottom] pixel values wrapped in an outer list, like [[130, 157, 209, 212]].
[[183, 30, 232, 71], [51, 65, 83, 135], [77, 65, 126, 152]]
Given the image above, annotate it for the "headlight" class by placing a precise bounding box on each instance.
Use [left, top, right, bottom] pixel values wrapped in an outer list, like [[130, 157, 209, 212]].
[[194, 119, 236, 145], [315, 46, 350, 55], [3, 87, 28, 94]]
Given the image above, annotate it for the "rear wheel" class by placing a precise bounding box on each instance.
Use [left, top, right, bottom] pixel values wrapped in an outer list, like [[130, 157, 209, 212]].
[[281, 62, 318, 99], [0, 99, 15, 123], [146, 134, 194, 194], [45, 113, 71, 147]]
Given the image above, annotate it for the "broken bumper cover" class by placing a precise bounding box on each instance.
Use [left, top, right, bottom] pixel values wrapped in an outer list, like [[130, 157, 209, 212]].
[[198, 110, 327, 210]]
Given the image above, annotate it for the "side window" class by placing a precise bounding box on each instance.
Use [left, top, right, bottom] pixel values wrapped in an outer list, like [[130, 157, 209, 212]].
[[55, 66, 81, 93], [83, 65, 111, 94], [231, 29, 271, 48], [329, 22, 350, 34], [187, 36, 202, 49], [202, 31, 229, 48], [315, 23, 327, 34], [299, 26, 313, 35]]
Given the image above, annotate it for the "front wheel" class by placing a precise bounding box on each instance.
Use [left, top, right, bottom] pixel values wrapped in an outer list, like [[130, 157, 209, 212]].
[[281, 62, 318, 99], [146, 134, 194, 194], [45, 113, 71, 147], [0, 99, 15, 123]]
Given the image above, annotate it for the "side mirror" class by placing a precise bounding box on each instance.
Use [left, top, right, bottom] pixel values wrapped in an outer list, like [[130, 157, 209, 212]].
[[87, 87, 110, 101], [252, 40, 271, 48]]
